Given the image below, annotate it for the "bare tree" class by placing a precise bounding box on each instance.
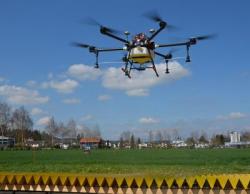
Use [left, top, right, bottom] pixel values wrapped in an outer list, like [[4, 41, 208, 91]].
[[172, 129, 180, 140], [92, 124, 101, 138], [11, 106, 33, 146], [190, 131, 199, 143], [0, 102, 11, 137], [57, 121, 66, 139], [162, 129, 171, 142], [66, 119, 77, 139], [148, 130, 153, 143], [45, 116, 57, 146], [155, 130, 163, 143], [119, 137, 124, 148], [120, 131, 132, 142]]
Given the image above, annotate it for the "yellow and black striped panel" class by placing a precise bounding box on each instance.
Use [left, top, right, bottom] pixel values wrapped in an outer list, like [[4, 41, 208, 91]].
[[0, 173, 250, 193]]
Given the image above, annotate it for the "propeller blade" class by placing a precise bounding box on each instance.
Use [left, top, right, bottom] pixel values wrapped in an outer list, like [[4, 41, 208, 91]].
[[83, 17, 122, 35], [191, 34, 217, 41], [83, 17, 101, 26], [166, 24, 179, 31], [168, 48, 178, 54], [71, 42, 92, 48], [143, 10, 178, 31], [165, 48, 179, 59], [143, 10, 163, 22]]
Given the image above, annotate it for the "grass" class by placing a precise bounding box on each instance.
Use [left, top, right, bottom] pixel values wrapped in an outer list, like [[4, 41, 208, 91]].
[[1, 148, 250, 177]]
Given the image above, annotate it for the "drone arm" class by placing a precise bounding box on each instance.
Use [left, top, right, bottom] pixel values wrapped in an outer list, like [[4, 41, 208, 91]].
[[154, 51, 171, 74], [97, 48, 125, 52], [100, 28, 129, 44], [154, 51, 166, 58], [157, 41, 191, 48], [90, 47, 125, 69], [148, 21, 166, 41], [157, 41, 195, 63]]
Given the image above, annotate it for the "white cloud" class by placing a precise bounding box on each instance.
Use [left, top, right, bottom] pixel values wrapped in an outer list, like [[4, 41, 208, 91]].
[[26, 80, 37, 87], [217, 112, 247, 120], [0, 77, 5, 82], [228, 112, 247, 119], [36, 116, 51, 126], [81, 114, 93, 121], [0, 84, 49, 105], [126, 89, 149, 96], [68, 64, 102, 80], [62, 98, 80, 104], [102, 61, 189, 96], [98, 94, 112, 101], [42, 79, 79, 93], [139, 117, 160, 124], [31, 108, 44, 116], [48, 73, 53, 79], [58, 62, 188, 96]]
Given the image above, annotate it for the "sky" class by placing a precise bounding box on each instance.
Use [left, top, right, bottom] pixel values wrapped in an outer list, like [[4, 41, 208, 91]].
[[0, 0, 250, 140]]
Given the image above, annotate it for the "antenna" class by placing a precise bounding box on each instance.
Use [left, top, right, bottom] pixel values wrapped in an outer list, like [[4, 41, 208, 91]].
[[124, 31, 130, 41], [185, 44, 191, 63], [149, 29, 156, 34]]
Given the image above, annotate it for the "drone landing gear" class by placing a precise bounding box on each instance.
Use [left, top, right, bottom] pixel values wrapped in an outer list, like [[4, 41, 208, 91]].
[[151, 61, 159, 77], [121, 68, 131, 79], [121, 60, 132, 78], [121, 48, 159, 78], [121, 60, 159, 78], [94, 51, 99, 68], [165, 59, 170, 74], [185, 44, 191, 63]]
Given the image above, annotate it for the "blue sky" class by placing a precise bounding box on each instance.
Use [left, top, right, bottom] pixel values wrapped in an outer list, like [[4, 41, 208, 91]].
[[0, 0, 250, 140]]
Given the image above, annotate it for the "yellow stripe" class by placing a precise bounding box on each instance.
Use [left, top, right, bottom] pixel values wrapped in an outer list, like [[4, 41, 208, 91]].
[[0, 173, 250, 190]]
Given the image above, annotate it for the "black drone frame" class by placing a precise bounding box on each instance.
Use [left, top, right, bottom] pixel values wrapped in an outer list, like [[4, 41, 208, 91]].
[[75, 19, 211, 78]]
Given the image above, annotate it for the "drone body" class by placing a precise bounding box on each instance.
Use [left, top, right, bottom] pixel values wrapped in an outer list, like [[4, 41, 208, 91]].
[[127, 33, 154, 65], [74, 14, 213, 78]]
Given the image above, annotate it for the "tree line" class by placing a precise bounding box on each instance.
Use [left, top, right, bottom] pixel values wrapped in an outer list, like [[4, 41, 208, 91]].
[[0, 101, 101, 147], [119, 128, 250, 148], [0, 102, 33, 147], [2, 100, 250, 149]]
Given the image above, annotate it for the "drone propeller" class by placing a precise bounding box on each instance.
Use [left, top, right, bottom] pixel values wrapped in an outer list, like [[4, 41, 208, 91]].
[[191, 34, 217, 41], [165, 48, 178, 59], [71, 42, 93, 48], [189, 34, 217, 44], [71, 42, 97, 53], [143, 10, 177, 30], [143, 10, 163, 23], [83, 17, 122, 35]]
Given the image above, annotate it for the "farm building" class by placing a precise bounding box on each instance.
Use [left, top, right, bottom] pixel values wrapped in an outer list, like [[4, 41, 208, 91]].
[[225, 131, 250, 147], [79, 137, 101, 149], [0, 136, 15, 148], [25, 138, 45, 148]]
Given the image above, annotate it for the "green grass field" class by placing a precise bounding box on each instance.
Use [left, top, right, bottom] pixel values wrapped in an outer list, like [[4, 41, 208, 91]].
[[1, 148, 250, 177]]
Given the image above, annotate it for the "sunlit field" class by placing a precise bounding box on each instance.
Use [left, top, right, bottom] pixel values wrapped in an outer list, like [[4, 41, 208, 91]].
[[1, 148, 250, 177]]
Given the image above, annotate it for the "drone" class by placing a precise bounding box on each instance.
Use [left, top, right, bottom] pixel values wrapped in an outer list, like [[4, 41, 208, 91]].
[[73, 13, 214, 78]]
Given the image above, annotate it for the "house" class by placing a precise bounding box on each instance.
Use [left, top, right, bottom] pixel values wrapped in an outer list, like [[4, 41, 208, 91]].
[[225, 131, 250, 147], [195, 143, 209, 148], [172, 139, 187, 148], [79, 137, 101, 149], [138, 143, 148, 149], [25, 138, 45, 148], [0, 136, 15, 148], [60, 143, 69, 149]]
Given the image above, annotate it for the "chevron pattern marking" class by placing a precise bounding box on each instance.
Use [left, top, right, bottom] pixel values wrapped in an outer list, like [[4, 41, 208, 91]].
[[0, 173, 250, 193]]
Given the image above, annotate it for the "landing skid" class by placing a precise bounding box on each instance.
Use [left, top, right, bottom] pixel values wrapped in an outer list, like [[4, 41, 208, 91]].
[[121, 68, 131, 79], [121, 59, 159, 78]]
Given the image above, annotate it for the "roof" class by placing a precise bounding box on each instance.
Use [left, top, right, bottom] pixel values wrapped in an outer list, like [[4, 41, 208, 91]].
[[80, 137, 101, 144], [0, 136, 14, 140]]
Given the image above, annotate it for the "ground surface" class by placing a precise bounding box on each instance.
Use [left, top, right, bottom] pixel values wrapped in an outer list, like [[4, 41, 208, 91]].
[[1, 148, 250, 177]]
